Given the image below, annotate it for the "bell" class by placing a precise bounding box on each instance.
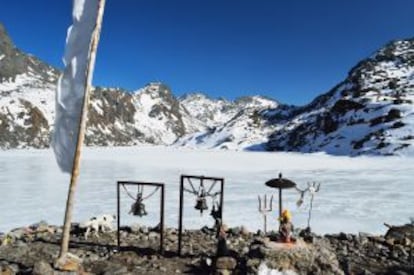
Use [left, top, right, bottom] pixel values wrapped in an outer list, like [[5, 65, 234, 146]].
[[131, 201, 148, 217], [130, 201, 147, 217], [130, 192, 148, 217], [195, 196, 208, 214]]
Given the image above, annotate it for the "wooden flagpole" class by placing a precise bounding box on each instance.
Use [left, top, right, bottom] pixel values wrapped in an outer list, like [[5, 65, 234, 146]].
[[56, 0, 106, 268]]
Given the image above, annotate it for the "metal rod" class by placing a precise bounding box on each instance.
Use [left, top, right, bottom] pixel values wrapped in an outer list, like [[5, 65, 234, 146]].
[[117, 183, 120, 251], [308, 195, 314, 229], [220, 179, 224, 227], [178, 175, 184, 256], [181, 174, 225, 181], [258, 195, 261, 211], [279, 188, 282, 225], [118, 182, 163, 187], [160, 184, 165, 254], [207, 180, 217, 194], [57, 0, 106, 264]]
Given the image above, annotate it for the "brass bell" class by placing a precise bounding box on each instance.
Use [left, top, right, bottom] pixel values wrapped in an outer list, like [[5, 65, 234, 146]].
[[195, 196, 208, 214]]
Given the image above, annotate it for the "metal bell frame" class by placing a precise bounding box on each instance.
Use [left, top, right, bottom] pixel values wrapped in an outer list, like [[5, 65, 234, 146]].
[[117, 181, 165, 254], [178, 175, 224, 256]]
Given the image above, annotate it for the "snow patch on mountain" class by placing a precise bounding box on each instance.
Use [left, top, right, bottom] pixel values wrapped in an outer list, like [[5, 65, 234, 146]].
[[180, 93, 279, 128], [175, 96, 289, 150], [131, 83, 206, 145]]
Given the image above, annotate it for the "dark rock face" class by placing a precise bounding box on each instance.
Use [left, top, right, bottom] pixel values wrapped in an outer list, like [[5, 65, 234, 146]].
[[385, 223, 414, 244], [0, 22, 25, 81], [331, 99, 364, 115], [0, 23, 59, 83], [85, 87, 143, 146], [0, 99, 49, 148]]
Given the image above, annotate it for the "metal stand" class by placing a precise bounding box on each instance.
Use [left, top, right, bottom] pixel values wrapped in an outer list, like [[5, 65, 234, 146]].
[[117, 181, 165, 254], [178, 175, 224, 256]]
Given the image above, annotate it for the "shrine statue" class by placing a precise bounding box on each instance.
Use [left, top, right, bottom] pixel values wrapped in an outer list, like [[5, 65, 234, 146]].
[[279, 209, 294, 243]]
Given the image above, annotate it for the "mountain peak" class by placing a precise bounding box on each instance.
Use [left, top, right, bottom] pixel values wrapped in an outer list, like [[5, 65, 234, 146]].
[[180, 92, 211, 101], [0, 22, 58, 83], [0, 22, 14, 53], [234, 95, 279, 109], [135, 82, 173, 99]]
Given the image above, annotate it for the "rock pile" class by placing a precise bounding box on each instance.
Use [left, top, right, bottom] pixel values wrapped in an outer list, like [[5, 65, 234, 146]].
[[0, 222, 413, 274]]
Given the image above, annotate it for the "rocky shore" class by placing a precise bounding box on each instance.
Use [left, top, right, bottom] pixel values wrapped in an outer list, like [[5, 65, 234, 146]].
[[0, 222, 413, 275]]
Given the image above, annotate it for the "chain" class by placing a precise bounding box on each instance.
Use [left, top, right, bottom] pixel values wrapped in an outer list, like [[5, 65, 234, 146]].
[[142, 186, 160, 200], [121, 184, 160, 201], [121, 184, 137, 201]]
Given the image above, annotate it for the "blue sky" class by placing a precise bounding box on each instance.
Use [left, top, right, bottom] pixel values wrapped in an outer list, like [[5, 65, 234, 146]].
[[1, 1, 414, 105]]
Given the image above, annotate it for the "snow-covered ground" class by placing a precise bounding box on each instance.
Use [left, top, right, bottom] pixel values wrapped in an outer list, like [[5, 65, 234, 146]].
[[0, 147, 412, 235]]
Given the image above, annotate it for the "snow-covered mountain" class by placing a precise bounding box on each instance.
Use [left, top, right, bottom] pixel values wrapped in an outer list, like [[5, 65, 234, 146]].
[[0, 23, 205, 148], [0, 23, 59, 148], [179, 93, 278, 128], [267, 39, 414, 156], [176, 95, 293, 150], [1, 21, 413, 155], [130, 83, 205, 145]]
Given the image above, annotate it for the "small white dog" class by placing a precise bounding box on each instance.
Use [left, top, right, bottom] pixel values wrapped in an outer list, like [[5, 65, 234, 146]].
[[80, 214, 116, 239]]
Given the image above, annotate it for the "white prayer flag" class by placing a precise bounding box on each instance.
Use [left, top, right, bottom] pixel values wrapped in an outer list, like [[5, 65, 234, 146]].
[[53, 0, 100, 173]]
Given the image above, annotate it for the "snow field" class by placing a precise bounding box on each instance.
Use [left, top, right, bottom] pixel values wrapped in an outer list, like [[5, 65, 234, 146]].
[[0, 147, 412, 235]]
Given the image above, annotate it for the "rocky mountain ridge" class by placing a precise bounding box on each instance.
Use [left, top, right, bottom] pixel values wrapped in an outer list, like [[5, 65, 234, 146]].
[[267, 39, 414, 156], [0, 22, 413, 156]]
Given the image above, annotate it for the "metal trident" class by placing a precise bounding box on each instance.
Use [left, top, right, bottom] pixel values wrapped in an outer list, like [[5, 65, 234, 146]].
[[258, 194, 273, 234]]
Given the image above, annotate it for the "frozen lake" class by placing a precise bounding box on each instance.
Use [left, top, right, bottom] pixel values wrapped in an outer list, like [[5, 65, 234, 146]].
[[0, 147, 413, 235]]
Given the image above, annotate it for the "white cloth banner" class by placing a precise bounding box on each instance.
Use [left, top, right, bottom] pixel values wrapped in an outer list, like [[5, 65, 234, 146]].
[[53, 0, 99, 173]]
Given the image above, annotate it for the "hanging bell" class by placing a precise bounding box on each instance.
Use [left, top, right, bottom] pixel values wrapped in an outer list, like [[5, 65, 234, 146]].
[[129, 193, 148, 217], [130, 201, 148, 217], [195, 196, 208, 214]]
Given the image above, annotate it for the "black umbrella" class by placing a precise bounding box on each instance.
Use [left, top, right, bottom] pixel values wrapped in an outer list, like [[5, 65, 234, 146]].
[[264, 173, 297, 221]]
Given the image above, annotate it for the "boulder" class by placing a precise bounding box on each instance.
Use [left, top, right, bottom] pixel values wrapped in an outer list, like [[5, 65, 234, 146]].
[[385, 223, 414, 244], [0, 263, 18, 275], [215, 256, 237, 270], [248, 238, 344, 274], [32, 261, 53, 275]]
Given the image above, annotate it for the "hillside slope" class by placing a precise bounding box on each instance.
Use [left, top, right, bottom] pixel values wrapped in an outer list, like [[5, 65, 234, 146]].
[[267, 39, 414, 156]]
